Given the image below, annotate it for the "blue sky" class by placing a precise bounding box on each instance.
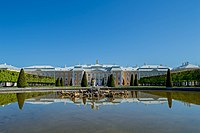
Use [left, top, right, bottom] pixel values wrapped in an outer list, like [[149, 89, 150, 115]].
[[0, 0, 199, 68]]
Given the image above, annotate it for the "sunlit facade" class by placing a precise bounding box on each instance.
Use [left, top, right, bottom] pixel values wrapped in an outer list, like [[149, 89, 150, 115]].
[[138, 64, 170, 79], [24, 63, 138, 86], [23, 61, 171, 86], [0, 62, 173, 86]]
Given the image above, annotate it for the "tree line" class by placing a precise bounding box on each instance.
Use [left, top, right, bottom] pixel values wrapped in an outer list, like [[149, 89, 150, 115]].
[[139, 69, 200, 87], [67, 72, 139, 87], [0, 69, 55, 87], [0, 92, 52, 109]]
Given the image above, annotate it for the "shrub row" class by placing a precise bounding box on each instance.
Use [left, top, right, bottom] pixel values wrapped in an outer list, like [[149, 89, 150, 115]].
[[139, 69, 200, 86], [0, 70, 55, 84]]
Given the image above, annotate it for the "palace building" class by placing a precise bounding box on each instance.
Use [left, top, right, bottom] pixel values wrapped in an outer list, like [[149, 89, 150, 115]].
[[138, 64, 170, 79], [24, 63, 137, 86], [23, 61, 170, 86], [2, 61, 199, 87], [0, 63, 19, 72]]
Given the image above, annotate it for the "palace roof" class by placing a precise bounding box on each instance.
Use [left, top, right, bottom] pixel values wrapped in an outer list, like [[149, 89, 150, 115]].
[[0, 63, 19, 71], [24, 65, 55, 69], [174, 62, 200, 70]]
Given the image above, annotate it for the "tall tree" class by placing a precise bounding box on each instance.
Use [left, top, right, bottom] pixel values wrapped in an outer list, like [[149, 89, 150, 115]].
[[110, 74, 115, 87], [70, 78, 73, 86], [130, 74, 134, 86], [60, 78, 64, 86], [122, 79, 125, 86], [134, 74, 139, 86], [166, 69, 173, 87], [17, 69, 27, 88], [107, 76, 110, 87], [56, 78, 60, 86], [81, 71, 88, 87]]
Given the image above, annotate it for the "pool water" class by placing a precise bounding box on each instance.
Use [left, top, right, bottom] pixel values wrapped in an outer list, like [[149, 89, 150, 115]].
[[0, 91, 200, 133]]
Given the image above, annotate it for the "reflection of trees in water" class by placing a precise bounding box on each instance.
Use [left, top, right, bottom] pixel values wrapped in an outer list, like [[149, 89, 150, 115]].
[[131, 91, 134, 98], [144, 91, 200, 107], [90, 102, 99, 110], [131, 91, 139, 98], [135, 91, 138, 98], [16, 93, 26, 110], [71, 97, 76, 103], [108, 97, 114, 102], [1, 92, 52, 109], [82, 97, 86, 105], [166, 92, 172, 109], [0, 93, 17, 106], [91, 102, 95, 110]]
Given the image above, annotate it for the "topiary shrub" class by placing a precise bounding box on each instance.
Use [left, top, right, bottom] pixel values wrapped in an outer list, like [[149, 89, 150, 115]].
[[17, 69, 27, 88]]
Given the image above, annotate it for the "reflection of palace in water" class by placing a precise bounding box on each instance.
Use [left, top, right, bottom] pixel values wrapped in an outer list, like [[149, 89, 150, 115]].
[[25, 91, 169, 110], [1, 91, 200, 110]]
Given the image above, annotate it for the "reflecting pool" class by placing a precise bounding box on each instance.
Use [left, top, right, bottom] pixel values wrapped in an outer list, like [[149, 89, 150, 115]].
[[0, 90, 200, 133]]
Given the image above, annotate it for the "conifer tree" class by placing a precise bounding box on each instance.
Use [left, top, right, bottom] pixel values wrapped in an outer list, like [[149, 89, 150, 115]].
[[166, 69, 173, 87], [81, 71, 88, 87], [60, 78, 64, 86], [57, 78, 61, 86], [110, 74, 115, 87], [70, 79, 73, 86], [122, 79, 125, 86], [130, 74, 134, 86], [134, 74, 139, 86], [17, 69, 27, 88], [107, 76, 110, 87], [56, 78, 60, 86]]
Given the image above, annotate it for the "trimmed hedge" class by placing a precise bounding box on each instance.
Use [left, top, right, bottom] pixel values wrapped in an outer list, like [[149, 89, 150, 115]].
[[109, 74, 115, 87], [81, 71, 88, 87], [139, 69, 200, 86], [17, 69, 27, 88], [0, 70, 55, 84]]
